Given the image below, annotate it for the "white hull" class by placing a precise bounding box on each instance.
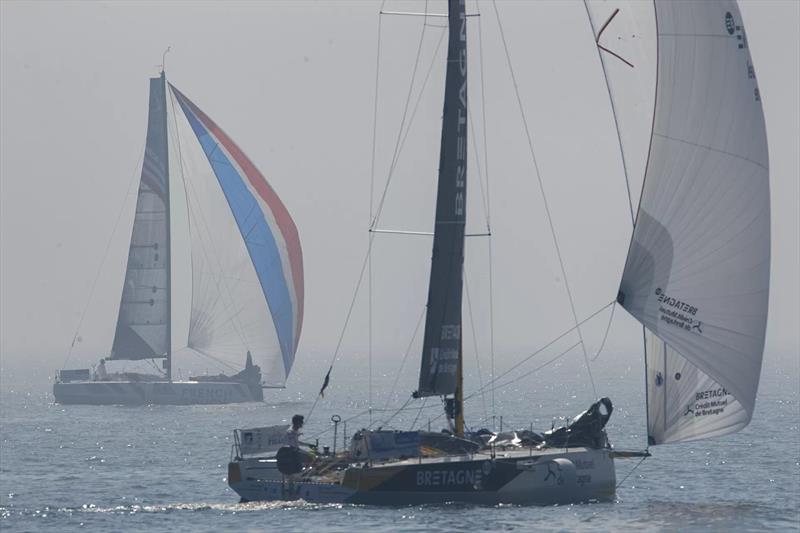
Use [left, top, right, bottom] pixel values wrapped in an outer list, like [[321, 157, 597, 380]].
[[53, 380, 262, 405], [228, 447, 615, 505]]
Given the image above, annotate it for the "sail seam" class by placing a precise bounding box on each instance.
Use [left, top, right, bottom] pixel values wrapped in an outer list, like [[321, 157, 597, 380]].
[[652, 132, 768, 171]]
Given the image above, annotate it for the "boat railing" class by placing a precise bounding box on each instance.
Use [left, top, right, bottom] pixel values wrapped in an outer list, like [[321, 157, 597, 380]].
[[231, 425, 291, 461]]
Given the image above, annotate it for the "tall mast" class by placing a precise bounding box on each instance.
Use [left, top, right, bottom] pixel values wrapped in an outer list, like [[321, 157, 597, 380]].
[[160, 68, 172, 382], [415, 0, 467, 438], [109, 62, 173, 366]]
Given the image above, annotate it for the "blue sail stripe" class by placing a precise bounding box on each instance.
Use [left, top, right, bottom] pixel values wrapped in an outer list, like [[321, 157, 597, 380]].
[[176, 100, 295, 371]]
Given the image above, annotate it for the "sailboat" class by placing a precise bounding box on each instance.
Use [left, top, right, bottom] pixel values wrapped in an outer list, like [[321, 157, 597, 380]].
[[227, 0, 768, 504], [54, 68, 304, 405]]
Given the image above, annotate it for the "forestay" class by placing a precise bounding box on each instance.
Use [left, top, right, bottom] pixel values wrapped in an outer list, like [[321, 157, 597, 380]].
[[614, 1, 769, 444]]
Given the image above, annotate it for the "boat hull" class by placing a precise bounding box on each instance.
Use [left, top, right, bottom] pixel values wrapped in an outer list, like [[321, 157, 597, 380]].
[[228, 447, 615, 505], [53, 380, 262, 405]]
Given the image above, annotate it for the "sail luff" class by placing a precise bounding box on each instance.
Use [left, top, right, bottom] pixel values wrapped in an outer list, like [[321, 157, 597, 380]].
[[416, 0, 468, 398], [110, 74, 171, 361], [163, 71, 173, 381]]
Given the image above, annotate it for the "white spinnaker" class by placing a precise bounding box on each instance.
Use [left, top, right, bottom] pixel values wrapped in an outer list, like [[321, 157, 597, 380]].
[[584, 0, 657, 206], [171, 96, 287, 386], [617, 0, 769, 443], [166, 84, 192, 358], [645, 329, 749, 444]]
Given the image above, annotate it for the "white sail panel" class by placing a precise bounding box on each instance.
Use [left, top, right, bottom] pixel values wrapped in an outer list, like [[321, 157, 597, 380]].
[[618, 0, 769, 440], [584, 0, 657, 205], [170, 92, 287, 386], [646, 330, 750, 445]]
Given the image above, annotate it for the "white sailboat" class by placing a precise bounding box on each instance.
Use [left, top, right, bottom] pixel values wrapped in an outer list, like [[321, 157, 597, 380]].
[[54, 69, 304, 405], [228, 0, 769, 504]]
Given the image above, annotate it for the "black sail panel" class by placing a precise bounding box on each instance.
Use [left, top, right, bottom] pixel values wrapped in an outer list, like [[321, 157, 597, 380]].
[[110, 74, 171, 360], [417, 0, 467, 397]]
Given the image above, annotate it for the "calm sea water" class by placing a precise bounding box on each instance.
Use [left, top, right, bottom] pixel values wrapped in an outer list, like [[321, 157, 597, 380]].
[[1, 351, 798, 532]]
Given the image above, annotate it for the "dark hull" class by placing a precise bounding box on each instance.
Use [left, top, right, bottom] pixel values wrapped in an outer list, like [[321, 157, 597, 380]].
[[229, 447, 616, 505]]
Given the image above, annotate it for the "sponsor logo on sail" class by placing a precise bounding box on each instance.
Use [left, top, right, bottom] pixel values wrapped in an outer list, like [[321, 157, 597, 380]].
[[684, 387, 730, 418], [654, 288, 703, 333]]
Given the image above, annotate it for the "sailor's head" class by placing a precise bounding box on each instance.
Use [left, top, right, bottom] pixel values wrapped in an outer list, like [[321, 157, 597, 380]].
[[292, 414, 304, 429]]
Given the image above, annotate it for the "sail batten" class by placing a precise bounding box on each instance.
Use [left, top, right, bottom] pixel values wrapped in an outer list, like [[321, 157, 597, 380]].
[[417, 0, 468, 398], [615, 0, 769, 444]]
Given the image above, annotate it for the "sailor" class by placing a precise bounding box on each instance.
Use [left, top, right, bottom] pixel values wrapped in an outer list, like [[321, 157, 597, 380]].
[[96, 358, 108, 381], [287, 414, 315, 464], [287, 414, 307, 448]]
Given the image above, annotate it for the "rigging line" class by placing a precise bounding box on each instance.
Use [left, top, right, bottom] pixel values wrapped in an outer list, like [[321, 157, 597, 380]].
[[368, 4, 383, 224], [491, 0, 597, 398], [616, 455, 648, 489], [476, 300, 614, 396], [305, 231, 377, 424], [307, 400, 444, 440], [425, 340, 579, 429], [367, 1, 387, 430], [476, 0, 496, 426], [61, 139, 146, 370], [465, 341, 581, 401], [382, 306, 426, 412], [369, 228, 372, 427], [467, 103, 489, 229], [165, 87, 197, 361], [411, 396, 428, 430], [467, 101, 488, 227], [373, 25, 447, 228], [169, 95, 250, 354], [370, 3, 437, 228], [308, 407, 371, 440], [365, 9, 444, 426], [590, 302, 617, 362], [464, 268, 489, 424], [187, 346, 239, 372], [372, 394, 415, 430], [581, 1, 636, 225]]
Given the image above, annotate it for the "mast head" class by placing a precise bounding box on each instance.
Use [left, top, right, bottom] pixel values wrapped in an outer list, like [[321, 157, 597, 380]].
[[160, 46, 172, 77]]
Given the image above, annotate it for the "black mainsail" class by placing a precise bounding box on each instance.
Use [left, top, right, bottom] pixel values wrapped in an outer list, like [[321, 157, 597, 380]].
[[416, 0, 468, 399]]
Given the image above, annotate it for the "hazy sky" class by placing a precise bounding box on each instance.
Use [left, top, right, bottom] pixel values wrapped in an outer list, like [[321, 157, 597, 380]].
[[1, 1, 798, 381]]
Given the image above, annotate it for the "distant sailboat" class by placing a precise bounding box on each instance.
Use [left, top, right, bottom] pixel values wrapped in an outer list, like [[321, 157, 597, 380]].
[[228, 0, 769, 504], [54, 69, 304, 405]]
